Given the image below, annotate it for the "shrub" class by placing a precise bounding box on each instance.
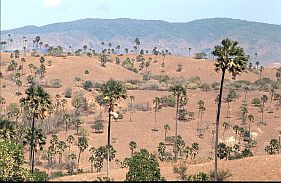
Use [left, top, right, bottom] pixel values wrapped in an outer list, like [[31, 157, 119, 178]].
[[176, 64, 183, 72], [134, 102, 151, 111], [251, 97, 261, 107], [212, 82, 220, 90], [200, 83, 211, 91], [49, 79, 62, 88], [187, 172, 211, 181], [91, 119, 104, 133], [209, 170, 232, 181], [32, 169, 49, 181], [64, 88, 72, 98], [82, 80, 94, 91], [49, 171, 67, 179], [126, 79, 142, 85], [173, 162, 188, 180], [126, 149, 165, 181], [153, 75, 170, 84], [159, 95, 176, 107], [85, 70, 89, 74], [47, 60, 52, 66]]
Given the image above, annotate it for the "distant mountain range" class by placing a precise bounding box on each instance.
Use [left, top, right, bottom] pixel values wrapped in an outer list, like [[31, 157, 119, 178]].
[[1, 18, 281, 65]]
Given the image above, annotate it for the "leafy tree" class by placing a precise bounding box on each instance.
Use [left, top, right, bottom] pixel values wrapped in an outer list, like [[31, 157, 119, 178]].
[[0, 138, 32, 181], [125, 149, 165, 181], [212, 38, 248, 180]]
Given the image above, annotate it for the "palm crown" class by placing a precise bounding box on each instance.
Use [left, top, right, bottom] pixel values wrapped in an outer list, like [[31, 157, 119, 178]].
[[212, 38, 248, 78], [99, 79, 127, 104], [20, 85, 52, 119]]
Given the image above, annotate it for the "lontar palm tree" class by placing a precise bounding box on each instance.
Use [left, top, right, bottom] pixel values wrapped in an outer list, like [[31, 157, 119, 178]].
[[152, 97, 161, 132], [20, 84, 52, 174], [170, 83, 187, 161], [98, 79, 127, 177], [212, 38, 248, 181]]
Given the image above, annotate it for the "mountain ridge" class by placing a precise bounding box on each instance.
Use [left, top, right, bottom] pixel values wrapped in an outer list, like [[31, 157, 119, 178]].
[[1, 18, 281, 65]]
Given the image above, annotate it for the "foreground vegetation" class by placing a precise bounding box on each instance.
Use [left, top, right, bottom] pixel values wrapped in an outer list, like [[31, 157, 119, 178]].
[[0, 35, 281, 181]]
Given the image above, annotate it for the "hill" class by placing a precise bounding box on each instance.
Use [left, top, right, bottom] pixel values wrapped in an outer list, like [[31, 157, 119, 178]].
[[53, 154, 281, 181], [1, 18, 281, 65], [1, 52, 281, 181]]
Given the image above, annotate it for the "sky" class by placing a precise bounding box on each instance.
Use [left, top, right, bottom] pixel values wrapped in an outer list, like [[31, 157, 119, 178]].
[[1, 0, 281, 30]]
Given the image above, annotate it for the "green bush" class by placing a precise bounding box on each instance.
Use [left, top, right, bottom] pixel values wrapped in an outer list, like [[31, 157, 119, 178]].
[[49, 171, 67, 179], [187, 172, 211, 181], [153, 75, 170, 83], [126, 149, 165, 181], [91, 119, 104, 133], [82, 80, 94, 91], [32, 169, 49, 181]]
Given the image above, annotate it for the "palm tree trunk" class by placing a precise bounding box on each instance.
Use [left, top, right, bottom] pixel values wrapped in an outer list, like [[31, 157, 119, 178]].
[[175, 96, 179, 161], [107, 103, 112, 177], [214, 68, 226, 181], [30, 114, 35, 174], [197, 110, 200, 131], [154, 109, 157, 131], [77, 151, 81, 170]]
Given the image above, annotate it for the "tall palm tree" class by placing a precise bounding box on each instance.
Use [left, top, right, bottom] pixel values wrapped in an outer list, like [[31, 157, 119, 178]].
[[170, 83, 187, 161], [135, 38, 140, 52], [222, 121, 230, 142], [129, 96, 135, 122], [259, 66, 264, 79], [255, 52, 258, 68], [211, 38, 248, 180], [35, 36, 40, 51], [152, 97, 161, 132], [260, 95, 268, 124], [188, 47, 191, 56], [19, 84, 52, 174], [129, 141, 137, 157], [98, 79, 127, 177], [101, 42, 105, 53], [20, 58, 26, 76], [77, 136, 88, 170], [164, 124, 170, 141], [248, 114, 254, 133]]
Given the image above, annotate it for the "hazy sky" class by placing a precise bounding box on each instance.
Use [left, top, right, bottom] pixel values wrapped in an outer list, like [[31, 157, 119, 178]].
[[2, 0, 281, 30]]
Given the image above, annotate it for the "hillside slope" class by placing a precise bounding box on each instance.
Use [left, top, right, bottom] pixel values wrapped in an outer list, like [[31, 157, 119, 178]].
[[2, 18, 281, 65], [53, 154, 281, 181]]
